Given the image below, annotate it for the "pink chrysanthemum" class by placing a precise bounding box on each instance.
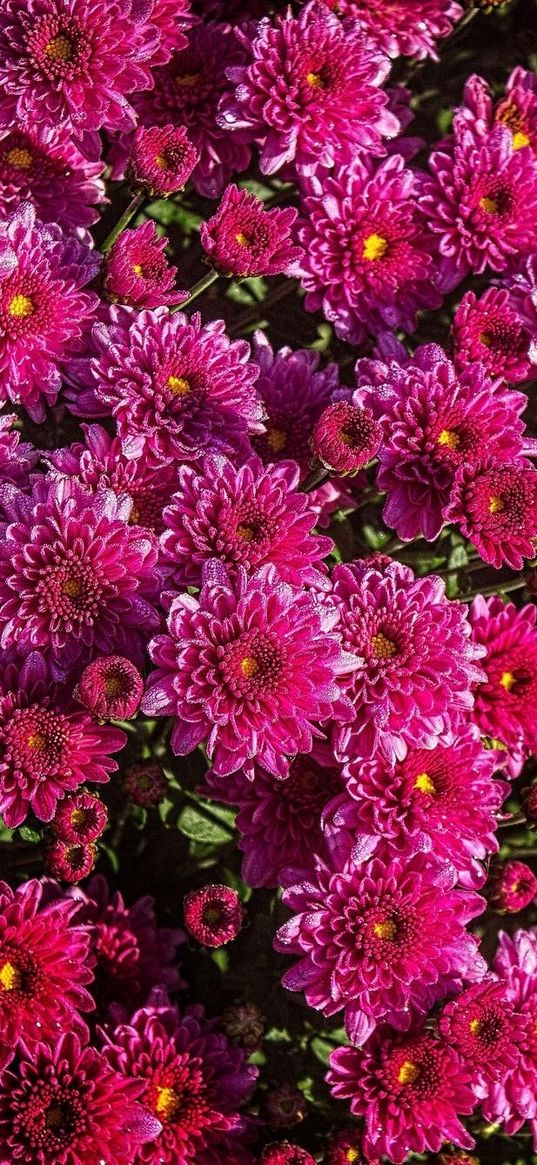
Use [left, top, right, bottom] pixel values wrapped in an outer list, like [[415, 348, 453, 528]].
[[325, 726, 507, 888], [0, 478, 160, 676], [201, 744, 343, 889], [0, 1032, 157, 1165], [455, 68, 537, 155], [423, 127, 537, 292], [298, 153, 441, 345], [86, 307, 263, 467], [486, 929, 537, 1139], [0, 0, 166, 137], [46, 837, 97, 883], [319, 0, 463, 60], [0, 123, 104, 231], [440, 980, 526, 1082], [327, 1028, 477, 1163], [122, 762, 168, 808], [219, 2, 398, 175], [160, 454, 332, 588], [0, 201, 99, 420], [489, 860, 537, 913], [0, 408, 37, 485], [451, 287, 532, 383], [503, 255, 537, 350], [142, 562, 357, 779], [183, 884, 243, 948], [104, 221, 187, 309], [276, 850, 485, 1044], [446, 457, 537, 570], [330, 559, 485, 764], [356, 344, 533, 541], [0, 651, 124, 828], [324, 1127, 370, 1165], [311, 402, 381, 476], [51, 789, 107, 844], [0, 879, 93, 1069], [128, 123, 199, 198], [469, 595, 537, 760], [75, 655, 144, 721], [102, 999, 257, 1165], [200, 185, 302, 277], [261, 1145, 315, 1165]]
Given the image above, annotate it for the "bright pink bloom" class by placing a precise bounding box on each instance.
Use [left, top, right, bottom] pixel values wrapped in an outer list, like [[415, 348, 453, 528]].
[[122, 762, 168, 808], [487, 929, 537, 1139], [260, 1145, 315, 1165], [440, 979, 526, 1081], [454, 68, 537, 155], [200, 185, 301, 277], [311, 402, 381, 475], [104, 221, 187, 308], [0, 123, 104, 231], [451, 287, 532, 383], [46, 837, 97, 882], [51, 789, 107, 843], [0, 409, 37, 485], [469, 595, 537, 759], [183, 884, 243, 948], [319, 0, 463, 60], [489, 860, 537, 913], [128, 123, 198, 198], [75, 655, 144, 721], [447, 457, 537, 570]]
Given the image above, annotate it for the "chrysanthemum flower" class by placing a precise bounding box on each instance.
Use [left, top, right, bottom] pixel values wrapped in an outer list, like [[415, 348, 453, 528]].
[[327, 1028, 477, 1163], [0, 651, 125, 828], [469, 595, 537, 760], [486, 929, 537, 1140], [220, 1002, 265, 1053], [489, 860, 537, 913], [183, 884, 243, 948], [0, 123, 104, 231], [104, 221, 187, 309], [451, 287, 532, 383], [260, 1144, 315, 1165], [200, 185, 302, 277], [356, 344, 532, 541], [0, 0, 166, 137], [0, 478, 160, 675], [423, 127, 537, 292], [102, 999, 257, 1165], [319, 0, 463, 60], [0, 201, 99, 420], [0, 879, 93, 1068], [51, 788, 107, 843], [330, 559, 485, 764], [325, 726, 507, 888], [160, 455, 332, 588], [440, 980, 526, 1082], [324, 1127, 369, 1165], [0, 1032, 157, 1165], [122, 762, 168, 808], [503, 254, 537, 348], [75, 655, 144, 721], [455, 68, 537, 155], [142, 562, 358, 779], [219, 2, 398, 175], [276, 850, 485, 1044], [298, 153, 441, 344], [46, 837, 97, 883], [447, 457, 537, 570], [311, 402, 381, 475], [0, 408, 37, 485], [87, 308, 264, 467], [128, 123, 199, 198], [201, 744, 342, 889]]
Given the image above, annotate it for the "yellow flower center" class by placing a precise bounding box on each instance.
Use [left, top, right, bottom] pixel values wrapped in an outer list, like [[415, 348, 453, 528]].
[[437, 428, 460, 449], [346, 1152, 360, 1165], [373, 919, 397, 941], [104, 675, 124, 697], [469, 1017, 483, 1035], [44, 35, 73, 62], [480, 196, 498, 214], [132, 263, 144, 276], [6, 146, 32, 169], [236, 524, 254, 542], [154, 1086, 181, 1121], [306, 71, 324, 88], [362, 233, 389, 262], [8, 293, 34, 318], [500, 670, 516, 692], [167, 376, 190, 396], [489, 495, 504, 514], [175, 72, 200, 88], [513, 130, 530, 150], [398, 1060, 420, 1085], [27, 733, 46, 751], [70, 807, 90, 829], [371, 633, 397, 660], [0, 961, 21, 992], [235, 232, 250, 247], [414, 772, 436, 795], [266, 427, 287, 453], [240, 656, 258, 679], [62, 578, 82, 598]]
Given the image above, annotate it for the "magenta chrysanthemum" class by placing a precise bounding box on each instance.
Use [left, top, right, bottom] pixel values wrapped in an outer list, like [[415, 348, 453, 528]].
[[51, 789, 107, 844], [0, 201, 99, 420], [454, 68, 537, 155], [102, 999, 257, 1165], [0, 478, 160, 676], [298, 154, 441, 344], [0, 123, 104, 231], [104, 221, 187, 309], [46, 837, 96, 883], [0, 878, 93, 1068], [183, 884, 243, 947], [75, 655, 144, 720], [200, 185, 302, 277], [311, 402, 381, 476], [261, 1145, 315, 1165], [446, 457, 537, 569], [143, 561, 357, 779], [469, 595, 537, 761], [319, 0, 463, 60], [0, 408, 37, 485], [128, 124, 199, 198], [160, 454, 332, 588], [0, 651, 124, 828], [451, 287, 532, 383], [327, 1028, 477, 1163], [440, 979, 526, 1083], [276, 850, 485, 1044], [219, 1, 398, 175], [489, 860, 537, 913], [324, 1127, 369, 1165], [330, 559, 485, 764], [485, 929, 537, 1139]]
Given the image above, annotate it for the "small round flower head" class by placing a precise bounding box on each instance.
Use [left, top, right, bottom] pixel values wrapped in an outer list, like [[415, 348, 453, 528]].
[[220, 1002, 265, 1053], [265, 1083, 307, 1129], [0, 408, 37, 485], [160, 454, 332, 589], [102, 998, 257, 1165], [0, 201, 99, 420], [0, 0, 167, 137], [0, 123, 105, 231], [51, 789, 107, 843], [0, 879, 93, 1068], [122, 762, 168, 808], [0, 651, 125, 828], [104, 221, 187, 309], [219, 2, 398, 175], [75, 655, 144, 721], [451, 287, 532, 383], [0, 478, 160, 676], [439, 979, 526, 1081], [327, 1028, 477, 1164], [200, 185, 302, 277], [486, 929, 537, 1135], [319, 0, 463, 60], [423, 127, 537, 292], [276, 850, 485, 1044], [331, 559, 485, 765], [469, 595, 537, 759], [183, 884, 243, 948], [129, 124, 199, 197], [311, 401, 381, 475], [447, 457, 537, 570], [0, 1032, 156, 1165], [88, 307, 264, 467], [260, 1145, 315, 1165], [46, 837, 97, 883], [142, 562, 358, 779], [489, 860, 537, 912], [324, 1127, 368, 1165], [298, 154, 441, 345]]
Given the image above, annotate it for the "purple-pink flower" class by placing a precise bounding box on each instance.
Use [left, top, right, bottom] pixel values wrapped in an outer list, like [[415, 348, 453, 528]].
[[440, 979, 526, 1082], [486, 929, 537, 1140], [318, 0, 463, 60], [103, 221, 187, 309], [0, 408, 37, 485], [446, 457, 537, 570], [128, 123, 199, 198], [200, 184, 302, 277], [0, 123, 105, 231], [469, 595, 537, 762], [451, 287, 532, 383], [183, 884, 243, 948]]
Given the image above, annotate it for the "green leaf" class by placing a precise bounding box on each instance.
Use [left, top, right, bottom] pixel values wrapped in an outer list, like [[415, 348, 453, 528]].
[[18, 826, 41, 844], [177, 802, 236, 844]]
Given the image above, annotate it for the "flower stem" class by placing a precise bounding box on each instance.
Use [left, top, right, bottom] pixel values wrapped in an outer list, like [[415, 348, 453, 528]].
[[101, 192, 145, 254], [466, 577, 528, 600], [172, 268, 219, 312]]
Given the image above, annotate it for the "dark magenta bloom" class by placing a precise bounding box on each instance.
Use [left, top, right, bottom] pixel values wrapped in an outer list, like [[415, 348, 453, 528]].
[[447, 457, 537, 570], [104, 221, 188, 309], [200, 184, 302, 277], [260, 1145, 315, 1165], [469, 595, 537, 763], [451, 287, 532, 383], [440, 979, 526, 1080], [318, 0, 463, 60], [128, 123, 199, 197], [75, 655, 144, 721], [183, 884, 244, 948], [51, 789, 108, 844], [311, 401, 381, 475], [46, 837, 97, 883], [122, 762, 168, 808], [489, 860, 537, 913]]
